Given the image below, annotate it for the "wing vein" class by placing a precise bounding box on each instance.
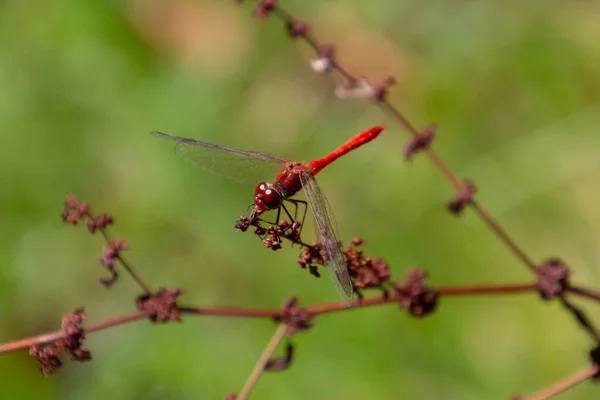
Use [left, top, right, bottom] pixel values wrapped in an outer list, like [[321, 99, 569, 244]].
[[151, 131, 288, 185], [300, 172, 353, 306]]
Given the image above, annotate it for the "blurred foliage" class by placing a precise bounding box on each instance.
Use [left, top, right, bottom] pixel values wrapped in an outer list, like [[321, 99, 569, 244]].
[[1, 0, 600, 399]]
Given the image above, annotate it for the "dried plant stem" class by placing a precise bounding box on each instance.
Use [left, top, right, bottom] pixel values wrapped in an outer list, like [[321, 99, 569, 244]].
[[568, 286, 600, 302], [0, 282, 539, 354], [469, 202, 539, 272], [0, 280, 571, 356], [98, 230, 152, 295], [382, 101, 538, 271], [177, 306, 278, 318], [237, 323, 288, 400], [525, 363, 599, 400], [0, 310, 152, 353], [116, 255, 152, 294]]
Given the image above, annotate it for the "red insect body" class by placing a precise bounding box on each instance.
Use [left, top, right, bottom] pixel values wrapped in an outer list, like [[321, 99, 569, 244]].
[[306, 125, 384, 174], [254, 125, 384, 211]]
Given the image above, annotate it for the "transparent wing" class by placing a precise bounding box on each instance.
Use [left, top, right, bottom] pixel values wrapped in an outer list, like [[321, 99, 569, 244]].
[[299, 172, 354, 306], [150, 131, 289, 185]]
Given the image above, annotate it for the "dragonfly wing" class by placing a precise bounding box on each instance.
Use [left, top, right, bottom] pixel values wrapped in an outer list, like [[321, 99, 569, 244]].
[[150, 131, 288, 186], [299, 171, 353, 306]]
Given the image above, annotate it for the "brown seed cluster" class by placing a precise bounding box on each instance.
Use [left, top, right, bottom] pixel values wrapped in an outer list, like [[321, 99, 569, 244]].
[[254, 0, 276, 19], [98, 238, 128, 287], [265, 343, 293, 372], [371, 75, 396, 102], [395, 268, 438, 317], [345, 238, 390, 293], [297, 242, 326, 278], [61, 195, 113, 232], [223, 392, 238, 400], [61, 195, 142, 289], [286, 19, 308, 38], [236, 208, 303, 252], [136, 288, 183, 323], [536, 258, 569, 300], [238, 202, 392, 294], [29, 308, 91, 376], [276, 297, 313, 336], [447, 180, 476, 215], [404, 124, 436, 161], [29, 345, 62, 376]]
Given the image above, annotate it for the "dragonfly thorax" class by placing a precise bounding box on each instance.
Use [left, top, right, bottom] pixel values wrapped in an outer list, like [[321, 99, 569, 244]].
[[254, 182, 284, 210]]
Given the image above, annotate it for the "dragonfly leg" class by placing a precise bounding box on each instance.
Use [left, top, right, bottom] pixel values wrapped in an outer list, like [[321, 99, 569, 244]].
[[244, 202, 256, 218], [255, 206, 281, 226], [242, 201, 301, 245], [244, 202, 276, 225], [279, 202, 295, 224], [286, 199, 308, 236]]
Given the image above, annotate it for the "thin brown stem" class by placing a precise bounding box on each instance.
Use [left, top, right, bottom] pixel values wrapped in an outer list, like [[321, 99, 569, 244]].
[[307, 282, 537, 315], [115, 255, 152, 295], [178, 306, 278, 318], [236, 323, 288, 400], [381, 98, 538, 273], [95, 220, 152, 295], [0, 310, 152, 353], [0, 282, 539, 354], [568, 286, 600, 302], [470, 202, 539, 273], [524, 363, 599, 400], [379, 100, 421, 137], [437, 282, 538, 296]]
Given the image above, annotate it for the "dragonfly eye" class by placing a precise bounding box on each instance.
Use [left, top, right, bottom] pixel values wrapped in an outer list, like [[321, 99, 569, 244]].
[[255, 182, 268, 195], [254, 183, 282, 210]]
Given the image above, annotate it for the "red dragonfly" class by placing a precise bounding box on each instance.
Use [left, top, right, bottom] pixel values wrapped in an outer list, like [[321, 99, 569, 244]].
[[151, 126, 384, 306]]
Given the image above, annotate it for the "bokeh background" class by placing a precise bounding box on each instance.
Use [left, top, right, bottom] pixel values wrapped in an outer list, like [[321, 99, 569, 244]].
[[1, 0, 600, 399]]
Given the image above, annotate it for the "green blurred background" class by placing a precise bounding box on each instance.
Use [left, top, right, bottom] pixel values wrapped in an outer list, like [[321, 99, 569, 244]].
[[1, 0, 600, 399]]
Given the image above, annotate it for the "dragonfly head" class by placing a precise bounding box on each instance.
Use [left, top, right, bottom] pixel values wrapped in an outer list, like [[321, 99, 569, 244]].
[[254, 182, 283, 210]]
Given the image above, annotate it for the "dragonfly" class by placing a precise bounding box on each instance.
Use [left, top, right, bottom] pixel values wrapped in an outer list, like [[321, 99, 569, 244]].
[[151, 125, 384, 306]]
